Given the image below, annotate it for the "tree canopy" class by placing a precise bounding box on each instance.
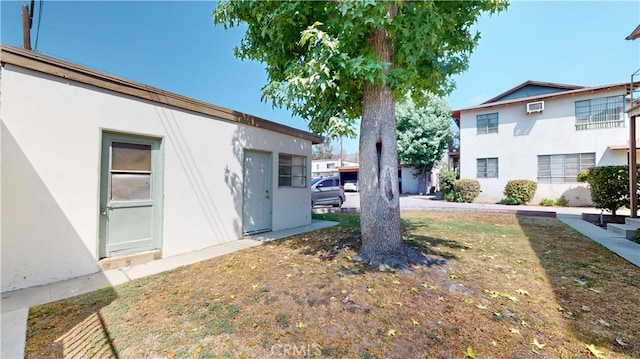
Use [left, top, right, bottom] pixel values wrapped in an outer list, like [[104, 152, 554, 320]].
[[214, 1, 506, 134], [397, 92, 453, 193]]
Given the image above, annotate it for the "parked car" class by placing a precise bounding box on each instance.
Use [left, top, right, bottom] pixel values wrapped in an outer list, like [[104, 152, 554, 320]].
[[311, 176, 345, 207], [343, 180, 359, 192]]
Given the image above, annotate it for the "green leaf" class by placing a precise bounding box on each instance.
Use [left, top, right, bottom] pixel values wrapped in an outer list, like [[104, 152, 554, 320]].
[[463, 345, 477, 359]]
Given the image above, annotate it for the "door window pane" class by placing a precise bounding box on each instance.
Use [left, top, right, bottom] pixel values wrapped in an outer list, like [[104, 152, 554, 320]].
[[112, 142, 151, 171], [111, 173, 151, 200]]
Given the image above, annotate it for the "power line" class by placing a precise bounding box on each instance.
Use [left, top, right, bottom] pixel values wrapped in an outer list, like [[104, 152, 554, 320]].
[[34, 0, 44, 51]]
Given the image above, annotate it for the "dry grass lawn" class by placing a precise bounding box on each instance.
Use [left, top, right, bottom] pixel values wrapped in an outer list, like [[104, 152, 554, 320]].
[[26, 211, 640, 358]]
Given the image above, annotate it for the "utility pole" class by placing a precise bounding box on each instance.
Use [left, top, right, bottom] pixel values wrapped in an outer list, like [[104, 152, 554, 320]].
[[340, 136, 343, 167], [21, 1, 35, 50]]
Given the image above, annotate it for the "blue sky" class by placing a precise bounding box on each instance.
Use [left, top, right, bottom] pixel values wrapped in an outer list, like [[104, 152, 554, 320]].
[[2, 1, 639, 155]]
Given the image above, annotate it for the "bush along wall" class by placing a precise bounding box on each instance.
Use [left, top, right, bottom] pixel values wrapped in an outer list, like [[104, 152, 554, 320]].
[[453, 179, 481, 203], [438, 170, 458, 202], [501, 179, 538, 205], [577, 165, 640, 215]]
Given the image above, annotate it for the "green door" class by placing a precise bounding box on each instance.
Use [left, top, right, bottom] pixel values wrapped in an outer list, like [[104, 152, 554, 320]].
[[243, 151, 272, 234], [99, 133, 163, 258]]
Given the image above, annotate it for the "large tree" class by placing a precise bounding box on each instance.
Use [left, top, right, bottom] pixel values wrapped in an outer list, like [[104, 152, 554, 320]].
[[312, 141, 334, 160], [214, 0, 507, 269], [397, 92, 454, 194]]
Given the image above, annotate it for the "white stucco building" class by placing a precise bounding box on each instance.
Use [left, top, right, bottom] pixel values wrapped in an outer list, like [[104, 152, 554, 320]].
[[0, 45, 322, 292], [311, 159, 358, 177], [454, 80, 635, 205]]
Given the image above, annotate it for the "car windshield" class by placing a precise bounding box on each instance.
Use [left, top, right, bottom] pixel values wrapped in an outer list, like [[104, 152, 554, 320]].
[[311, 177, 324, 186]]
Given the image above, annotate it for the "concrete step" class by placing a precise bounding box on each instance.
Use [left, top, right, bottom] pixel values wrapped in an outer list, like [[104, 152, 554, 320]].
[[606, 223, 637, 240], [625, 217, 640, 229], [98, 250, 162, 271]]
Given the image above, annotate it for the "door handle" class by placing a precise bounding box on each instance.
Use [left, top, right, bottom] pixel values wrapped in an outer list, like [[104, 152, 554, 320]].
[[265, 190, 270, 199]]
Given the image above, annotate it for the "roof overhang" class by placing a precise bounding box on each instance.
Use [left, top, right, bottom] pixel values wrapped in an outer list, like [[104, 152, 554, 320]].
[[609, 140, 640, 151], [453, 82, 631, 114], [626, 24, 640, 40], [0, 45, 323, 144]]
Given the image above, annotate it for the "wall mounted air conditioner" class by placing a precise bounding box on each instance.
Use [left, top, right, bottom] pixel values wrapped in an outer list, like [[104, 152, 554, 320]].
[[526, 101, 544, 114]]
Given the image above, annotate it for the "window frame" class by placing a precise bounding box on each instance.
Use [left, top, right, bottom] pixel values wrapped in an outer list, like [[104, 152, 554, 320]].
[[537, 152, 595, 183], [575, 95, 625, 130], [278, 153, 307, 188], [476, 157, 499, 178], [476, 113, 499, 135]]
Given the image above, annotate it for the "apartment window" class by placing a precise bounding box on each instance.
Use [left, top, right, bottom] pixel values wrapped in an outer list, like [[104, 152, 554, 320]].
[[278, 154, 307, 187], [476, 113, 498, 134], [477, 158, 498, 178], [575, 95, 625, 130], [537, 153, 595, 183]]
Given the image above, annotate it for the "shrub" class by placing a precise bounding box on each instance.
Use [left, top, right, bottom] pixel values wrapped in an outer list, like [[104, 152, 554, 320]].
[[577, 166, 636, 215], [555, 196, 568, 207], [438, 170, 458, 202], [539, 198, 554, 206], [453, 179, 481, 203], [503, 180, 538, 205]]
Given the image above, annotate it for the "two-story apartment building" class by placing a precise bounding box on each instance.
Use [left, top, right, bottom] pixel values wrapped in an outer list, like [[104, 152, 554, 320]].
[[454, 80, 635, 205]]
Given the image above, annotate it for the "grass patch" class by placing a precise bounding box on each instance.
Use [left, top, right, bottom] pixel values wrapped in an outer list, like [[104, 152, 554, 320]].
[[26, 211, 640, 358]]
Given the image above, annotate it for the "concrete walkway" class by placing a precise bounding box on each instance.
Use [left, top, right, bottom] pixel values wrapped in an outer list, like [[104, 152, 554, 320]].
[[2, 200, 640, 358], [0, 219, 339, 359]]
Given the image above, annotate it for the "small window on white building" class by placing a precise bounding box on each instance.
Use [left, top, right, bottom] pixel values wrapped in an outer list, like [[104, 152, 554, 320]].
[[537, 153, 595, 183], [278, 154, 307, 187], [476, 113, 498, 135], [477, 158, 498, 178]]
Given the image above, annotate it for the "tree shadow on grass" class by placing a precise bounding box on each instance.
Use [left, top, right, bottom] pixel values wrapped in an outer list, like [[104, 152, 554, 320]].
[[516, 215, 640, 356], [401, 218, 469, 261], [273, 213, 463, 265], [26, 287, 119, 358]]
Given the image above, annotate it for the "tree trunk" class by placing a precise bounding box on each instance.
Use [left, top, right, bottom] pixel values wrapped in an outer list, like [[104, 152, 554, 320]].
[[355, 10, 411, 269], [417, 167, 429, 195]]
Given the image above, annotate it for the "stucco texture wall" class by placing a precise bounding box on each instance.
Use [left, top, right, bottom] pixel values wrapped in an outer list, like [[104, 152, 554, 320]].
[[459, 89, 632, 206], [1, 66, 312, 291]]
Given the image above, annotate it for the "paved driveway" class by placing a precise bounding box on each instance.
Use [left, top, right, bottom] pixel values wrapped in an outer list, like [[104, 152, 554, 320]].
[[342, 192, 605, 216]]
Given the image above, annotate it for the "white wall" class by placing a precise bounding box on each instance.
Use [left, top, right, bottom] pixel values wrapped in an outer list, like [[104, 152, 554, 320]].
[[459, 88, 632, 205], [400, 167, 420, 194], [1, 66, 312, 291]]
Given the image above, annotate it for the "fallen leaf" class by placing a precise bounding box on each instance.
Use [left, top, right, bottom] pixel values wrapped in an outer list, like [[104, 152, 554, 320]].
[[516, 289, 530, 296], [229, 295, 236, 299], [386, 329, 396, 337], [521, 320, 531, 328], [510, 328, 520, 334], [586, 344, 605, 358], [463, 298, 474, 304], [615, 338, 628, 346], [296, 322, 306, 329], [411, 318, 420, 326], [251, 284, 258, 290], [476, 304, 488, 310], [581, 305, 590, 312], [588, 288, 602, 294], [392, 280, 401, 284], [598, 319, 610, 327], [411, 287, 419, 293], [437, 296, 445, 301], [395, 302, 403, 307], [463, 345, 477, 359], [574, 279, 587, 287], [532, 338, 546, 349]]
